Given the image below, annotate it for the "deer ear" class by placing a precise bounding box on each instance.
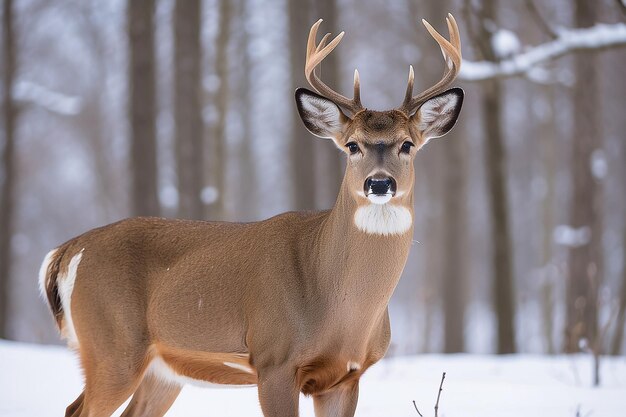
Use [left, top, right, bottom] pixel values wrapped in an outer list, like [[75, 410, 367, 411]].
[[411, 88, 464, 144], [295, 88, 350, 139]]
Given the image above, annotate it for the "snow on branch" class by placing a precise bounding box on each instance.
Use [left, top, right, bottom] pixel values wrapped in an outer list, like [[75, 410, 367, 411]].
[[13, 80, 82, 116], [459, 23, 626, 82]]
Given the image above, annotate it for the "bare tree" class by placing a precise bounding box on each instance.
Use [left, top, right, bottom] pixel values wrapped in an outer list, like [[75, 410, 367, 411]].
[[538, 86, 558, 355], [563, 0, 602, 353], [174, 0, 203, 220], [212, 0, 232, 220], [0, 0, 17, 338], [612, 216, 626, 355], [128, 0, 160, 217], [464, 0, 516, 354], [235, 0, 256, 221], [440, 127, 468, 352], [289, 0, 315, 210], [74, 2, 125, 221]]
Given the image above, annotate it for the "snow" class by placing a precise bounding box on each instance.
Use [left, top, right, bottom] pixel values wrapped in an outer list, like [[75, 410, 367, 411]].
[[553, 225, 591, 247], [590, 149, 608, 180], [13, 80, 82, 116], [2, 340, 626, 417], [460, 23, 626, 81], [491, 29, 521, 59]]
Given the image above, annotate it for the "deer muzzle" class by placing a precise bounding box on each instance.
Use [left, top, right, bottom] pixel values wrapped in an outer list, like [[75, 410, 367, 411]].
[[364, 176, 396, 204]]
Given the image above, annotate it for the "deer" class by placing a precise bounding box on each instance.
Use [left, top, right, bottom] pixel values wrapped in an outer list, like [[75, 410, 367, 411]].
[[39, 14, 463, 417]]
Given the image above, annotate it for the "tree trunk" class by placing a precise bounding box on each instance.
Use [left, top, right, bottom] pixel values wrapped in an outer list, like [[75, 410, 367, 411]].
[[0, 0, 17, 339], [483, 78, 516, 354], [174, 0, 203, 220], [236, 0, 256, 221], [212, 0, 231, 220], [312, 0, 343, 209], [476, 0, 517, 354], [539, 85, 557, 355], [564, 0, 602, 353], [288, 0, 315, 210], [611, 218, 626, 355], [128, 0, 160, 217], [441, 127, 467, 353]]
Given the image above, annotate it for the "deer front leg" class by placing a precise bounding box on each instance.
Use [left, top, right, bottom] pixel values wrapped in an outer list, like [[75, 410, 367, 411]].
[[257, 366, 300, 417], [313, 381, 359, 417]]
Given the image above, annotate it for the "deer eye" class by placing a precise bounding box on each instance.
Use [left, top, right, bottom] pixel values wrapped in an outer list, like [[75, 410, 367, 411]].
[[400, 141, 414, 154], [346, 142, 360, 154]]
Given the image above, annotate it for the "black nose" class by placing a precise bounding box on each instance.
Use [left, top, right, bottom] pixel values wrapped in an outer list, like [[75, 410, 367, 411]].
[[365, 177, 396, 195]]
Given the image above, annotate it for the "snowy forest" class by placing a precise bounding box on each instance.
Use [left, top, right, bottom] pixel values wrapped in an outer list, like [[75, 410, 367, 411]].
[[1, 0, 626, 361]]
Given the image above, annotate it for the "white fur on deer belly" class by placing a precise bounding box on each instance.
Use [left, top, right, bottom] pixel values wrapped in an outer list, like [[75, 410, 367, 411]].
[[147, 356, 255, 389], [58, 249, 84, 348], [354, 204, 412, 236]]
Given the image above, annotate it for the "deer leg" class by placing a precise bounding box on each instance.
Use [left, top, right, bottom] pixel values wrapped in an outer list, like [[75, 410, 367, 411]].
[[67, 346, 147, 417], [120, 373, 182, 417], [257, 366, 300, 417], [313, 381, 359, 417]]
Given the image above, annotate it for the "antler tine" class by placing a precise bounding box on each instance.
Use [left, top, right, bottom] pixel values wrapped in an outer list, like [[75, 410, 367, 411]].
[[304, 20, 363, 115], [403, 65, 415, 105], [316, 33, 332, 53], [313, 33, 332, 79], [399, 15, 462, 115], [447, 13, 461, 52], [353, 69, 361, 107]]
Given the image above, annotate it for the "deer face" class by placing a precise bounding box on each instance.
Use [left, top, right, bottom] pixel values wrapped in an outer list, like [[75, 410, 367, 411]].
[[296, 88, 463, 208], [295, 15, 463, 234]]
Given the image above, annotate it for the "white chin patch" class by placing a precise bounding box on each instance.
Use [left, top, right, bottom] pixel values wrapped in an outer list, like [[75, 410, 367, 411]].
[[354, 204, 413, 236], [367, 193, 393, 205]]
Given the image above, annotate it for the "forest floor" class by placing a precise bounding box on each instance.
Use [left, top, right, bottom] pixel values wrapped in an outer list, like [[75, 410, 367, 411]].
[[1, 339, 625, 417]]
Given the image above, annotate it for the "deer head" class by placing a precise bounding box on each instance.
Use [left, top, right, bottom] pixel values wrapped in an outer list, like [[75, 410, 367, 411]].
[[295, 15, 463, 231]]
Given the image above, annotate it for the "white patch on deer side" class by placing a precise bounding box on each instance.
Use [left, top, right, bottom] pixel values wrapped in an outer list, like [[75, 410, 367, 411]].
[[58, 249, 84, 348], [223, 361, 255, 374], [38, 248, 58, 301], [347, 361, 361, 372], [354, 204, 412, 236], [148, 356, 255, 389]]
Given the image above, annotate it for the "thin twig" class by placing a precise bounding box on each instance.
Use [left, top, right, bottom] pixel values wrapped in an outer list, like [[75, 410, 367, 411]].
[[412, 400, 423, 417], [524, 0, 558, 39], [434, 372, 446, 417]]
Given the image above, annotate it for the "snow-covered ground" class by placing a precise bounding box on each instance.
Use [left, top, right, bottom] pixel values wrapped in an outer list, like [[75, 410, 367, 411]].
[[2, 340, 625, 417]]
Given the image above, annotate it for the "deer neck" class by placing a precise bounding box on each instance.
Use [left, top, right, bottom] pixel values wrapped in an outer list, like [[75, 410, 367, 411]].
[[314, 179, 414, 309]]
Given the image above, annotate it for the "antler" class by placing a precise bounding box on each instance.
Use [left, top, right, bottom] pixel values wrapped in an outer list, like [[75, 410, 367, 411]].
[[305, 19, 364, 116], [399, 13, 462, 115]]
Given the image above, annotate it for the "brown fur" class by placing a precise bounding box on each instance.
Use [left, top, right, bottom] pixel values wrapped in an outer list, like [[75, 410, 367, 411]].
[[41, 17, 464, 416], [41, 107, 456, 416], [155, 344, 257, 385]]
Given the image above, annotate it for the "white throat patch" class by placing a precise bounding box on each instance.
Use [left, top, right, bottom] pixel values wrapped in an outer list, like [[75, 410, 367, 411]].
[[354, 204, 412, 236]]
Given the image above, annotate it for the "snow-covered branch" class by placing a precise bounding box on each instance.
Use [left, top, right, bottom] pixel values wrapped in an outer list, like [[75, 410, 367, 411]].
[[13, 80, 82, 115], [459, 23, 626, 82]]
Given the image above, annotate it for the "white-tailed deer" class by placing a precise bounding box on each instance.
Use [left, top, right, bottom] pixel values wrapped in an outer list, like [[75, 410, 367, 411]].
[[40, 15, 463, 417]]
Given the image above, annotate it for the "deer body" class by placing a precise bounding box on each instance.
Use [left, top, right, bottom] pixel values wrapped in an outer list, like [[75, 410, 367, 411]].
[[41, 15, 463, 417]]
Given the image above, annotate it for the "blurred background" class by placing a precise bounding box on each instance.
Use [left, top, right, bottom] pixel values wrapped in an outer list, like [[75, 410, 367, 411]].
[[0, 0, 624, 357]]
